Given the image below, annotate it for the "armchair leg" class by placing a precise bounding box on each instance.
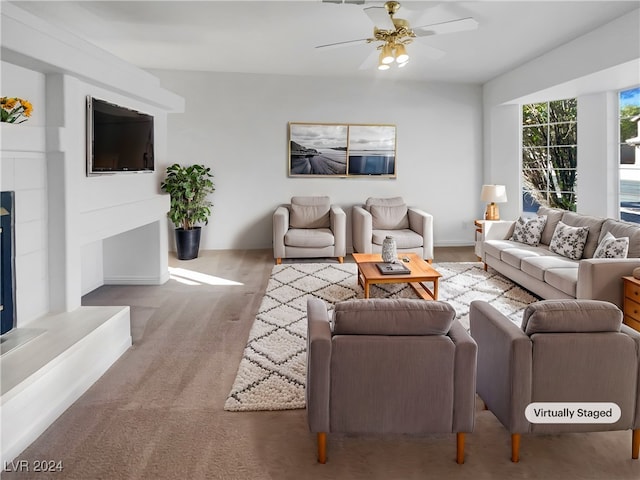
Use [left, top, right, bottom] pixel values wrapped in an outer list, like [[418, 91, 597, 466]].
[[275, 258, 282, 265], [337, 256, 344, 264], [633, 429, 639, 460], [456, 432, 465, 464], [317, 432, 327, 464], [511, 433, 521, 463]]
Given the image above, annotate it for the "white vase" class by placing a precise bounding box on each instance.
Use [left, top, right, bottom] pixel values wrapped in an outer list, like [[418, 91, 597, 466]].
[[382, 236, 397, 263]]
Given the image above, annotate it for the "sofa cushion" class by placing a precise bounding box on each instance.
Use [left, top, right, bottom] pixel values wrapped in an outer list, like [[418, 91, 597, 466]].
[[333, 299, 455, 336], [290, 196, 331, 228], [521, 300, 622, 335], [543, 267, 578, 297], [284, 228, 334, 248], [365, 196, 405, 210], [599, 219, 640, 258], [370, 204, 410, 230], [521, 255, 579, 281], [559, 211, 605, 258], [549, 221, 589, 260], [510, 215, 547, 246], [501, 247, 546, 269], [593, 232, 629, 259], [372, 229, 423, 248], [537, 206, 565, 245]]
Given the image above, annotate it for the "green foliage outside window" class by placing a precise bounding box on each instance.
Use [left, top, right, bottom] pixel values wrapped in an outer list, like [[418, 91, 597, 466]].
[[522, 99, 577, 211]]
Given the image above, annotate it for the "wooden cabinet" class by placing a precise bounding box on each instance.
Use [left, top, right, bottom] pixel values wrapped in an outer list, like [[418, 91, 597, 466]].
[[622, 276, 640, 332]]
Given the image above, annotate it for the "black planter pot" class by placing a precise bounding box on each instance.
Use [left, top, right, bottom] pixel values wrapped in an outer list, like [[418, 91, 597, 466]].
[[175, 227, 202, 260]]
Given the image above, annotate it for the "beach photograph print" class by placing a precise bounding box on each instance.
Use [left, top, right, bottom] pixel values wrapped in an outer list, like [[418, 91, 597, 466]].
[[289, 123, 348, 176], [348, 125, 396, 176]]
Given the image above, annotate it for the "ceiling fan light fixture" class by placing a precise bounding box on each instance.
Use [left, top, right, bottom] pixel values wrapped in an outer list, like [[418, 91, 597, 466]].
[[395, 43, 409, 63], [381, 43, 394, 64], [397, 59, 409, 68]]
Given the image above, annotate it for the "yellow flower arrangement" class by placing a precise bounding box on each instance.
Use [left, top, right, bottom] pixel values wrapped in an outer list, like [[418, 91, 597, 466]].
[[1, 97, 33, 123]]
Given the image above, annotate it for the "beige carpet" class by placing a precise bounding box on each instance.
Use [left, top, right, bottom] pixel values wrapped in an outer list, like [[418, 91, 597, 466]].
[[4, 249, 639, 480]]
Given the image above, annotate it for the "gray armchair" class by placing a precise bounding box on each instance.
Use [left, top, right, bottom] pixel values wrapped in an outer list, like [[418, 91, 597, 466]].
[[273, 196, 346, 264], [352, 197, 434, 261], [306, 297, 477, 464], [470, 299, 640, 462]]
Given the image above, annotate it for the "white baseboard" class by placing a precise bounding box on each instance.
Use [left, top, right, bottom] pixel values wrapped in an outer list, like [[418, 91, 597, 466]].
[[104, 274, 167, 285]]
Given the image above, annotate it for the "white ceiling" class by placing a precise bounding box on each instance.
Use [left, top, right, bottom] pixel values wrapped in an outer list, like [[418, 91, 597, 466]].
[[11, 0, 640, 83]]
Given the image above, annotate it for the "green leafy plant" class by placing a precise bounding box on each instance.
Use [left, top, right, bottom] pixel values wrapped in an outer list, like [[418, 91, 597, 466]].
[[160, 163, 215, 230]]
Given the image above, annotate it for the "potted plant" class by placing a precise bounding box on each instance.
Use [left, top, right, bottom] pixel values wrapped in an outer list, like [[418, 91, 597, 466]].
[[161, 163, 215, 260]]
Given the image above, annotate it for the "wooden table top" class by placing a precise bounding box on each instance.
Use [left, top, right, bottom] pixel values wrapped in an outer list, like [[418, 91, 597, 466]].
[[351, 252, 441, 282]]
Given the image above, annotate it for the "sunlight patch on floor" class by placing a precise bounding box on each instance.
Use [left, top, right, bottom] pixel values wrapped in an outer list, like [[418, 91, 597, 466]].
[[169, 267, 244, 286]]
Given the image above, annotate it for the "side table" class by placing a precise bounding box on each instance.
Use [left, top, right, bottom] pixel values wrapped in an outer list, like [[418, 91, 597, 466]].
[[622, 276, 640, 332]]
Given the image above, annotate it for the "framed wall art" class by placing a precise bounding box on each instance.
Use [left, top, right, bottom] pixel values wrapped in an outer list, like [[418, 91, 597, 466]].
[[288, 122, 396, 178]]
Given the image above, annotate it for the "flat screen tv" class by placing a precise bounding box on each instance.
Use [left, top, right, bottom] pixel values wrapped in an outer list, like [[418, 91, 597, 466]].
[[86, 96, 154, 175]]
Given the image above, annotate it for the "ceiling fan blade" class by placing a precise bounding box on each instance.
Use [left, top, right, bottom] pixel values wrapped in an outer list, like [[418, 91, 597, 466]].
[[414, 17, 478, 37], [363, 5, 394, 30], [315, 38, 369, 49]]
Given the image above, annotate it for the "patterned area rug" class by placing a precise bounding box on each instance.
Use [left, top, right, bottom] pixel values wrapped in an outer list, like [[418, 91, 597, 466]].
[[224, 262, 537, 412]]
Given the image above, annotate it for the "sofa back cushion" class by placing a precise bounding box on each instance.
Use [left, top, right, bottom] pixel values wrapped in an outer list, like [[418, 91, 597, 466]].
[[370, 204, 410, 230], [599, 218, 640, 258], [289, 196, 331, 228], [537, 206, 564, 245], [521, 300, 622, 335], [559, 211, 605, 258], [333, 299, 455, 336]]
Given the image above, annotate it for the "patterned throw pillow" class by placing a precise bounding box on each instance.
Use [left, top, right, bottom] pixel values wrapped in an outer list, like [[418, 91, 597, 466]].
[[549, 221, 590, 260], [510, 215, 547, 246], [593, 232, 629, 259]]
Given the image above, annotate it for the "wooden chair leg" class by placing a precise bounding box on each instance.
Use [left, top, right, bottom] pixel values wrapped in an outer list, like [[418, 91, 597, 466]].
[[511, 433, 521, 463], [275, 258, 282, 265], [456, 432, 465, 464], [317, 432, 327, 464], [337, 256, 344, 263], [483, 262, 488, 272], [633, 429, 639, 460]]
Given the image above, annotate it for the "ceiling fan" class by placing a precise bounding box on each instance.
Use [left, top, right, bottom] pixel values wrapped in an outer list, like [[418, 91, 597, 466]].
[[316, 1, 478, 70]]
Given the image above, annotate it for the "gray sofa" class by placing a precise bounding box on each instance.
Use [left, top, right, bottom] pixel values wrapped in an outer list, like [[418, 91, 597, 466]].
[[481, 206, 640, 307], [306, 297, 477, 464]]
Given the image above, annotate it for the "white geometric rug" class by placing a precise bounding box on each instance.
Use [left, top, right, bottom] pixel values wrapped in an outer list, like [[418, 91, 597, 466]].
[[224, 262, 538, 412]]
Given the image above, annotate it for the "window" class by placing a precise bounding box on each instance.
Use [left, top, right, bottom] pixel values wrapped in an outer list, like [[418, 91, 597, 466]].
[[619, 86, 640, 223], [522, 99, 577, 213]]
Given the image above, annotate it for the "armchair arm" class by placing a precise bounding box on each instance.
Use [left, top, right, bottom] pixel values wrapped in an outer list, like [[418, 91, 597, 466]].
[[352, 206, 372, 254], [273, 205, 289, 260], [408, 208, 434, 261], [330, 205, 347, 257], [306, 298, 332, 432], [448, 320, 477, 432], [577, 258, 640, 308], [469, 301, 532, 433]]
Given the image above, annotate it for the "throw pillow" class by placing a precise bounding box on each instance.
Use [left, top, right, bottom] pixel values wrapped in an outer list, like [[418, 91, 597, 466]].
[[593, 232, 629, 259], [370, 204, 410, 230], [510, 215, 547, 246], [549, 221, 590, 260]]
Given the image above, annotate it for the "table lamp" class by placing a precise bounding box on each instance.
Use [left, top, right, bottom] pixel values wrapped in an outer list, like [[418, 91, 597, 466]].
[[480, 184, 507, 220]]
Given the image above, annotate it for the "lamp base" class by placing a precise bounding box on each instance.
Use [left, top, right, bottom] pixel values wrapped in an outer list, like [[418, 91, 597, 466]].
[[485, 203, 500, 221]]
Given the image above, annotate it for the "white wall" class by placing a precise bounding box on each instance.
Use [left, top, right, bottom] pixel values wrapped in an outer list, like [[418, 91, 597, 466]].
[[1, 3, 183, 324], [483, 9, 640, 220], [150, 69, 483, 250]]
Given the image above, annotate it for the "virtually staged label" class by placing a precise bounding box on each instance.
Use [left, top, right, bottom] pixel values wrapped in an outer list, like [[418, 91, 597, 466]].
[[525, 403, 621, 424]]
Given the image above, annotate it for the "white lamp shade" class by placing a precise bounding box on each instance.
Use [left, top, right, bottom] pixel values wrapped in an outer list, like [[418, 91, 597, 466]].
[[480, 184, 507, 203]]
